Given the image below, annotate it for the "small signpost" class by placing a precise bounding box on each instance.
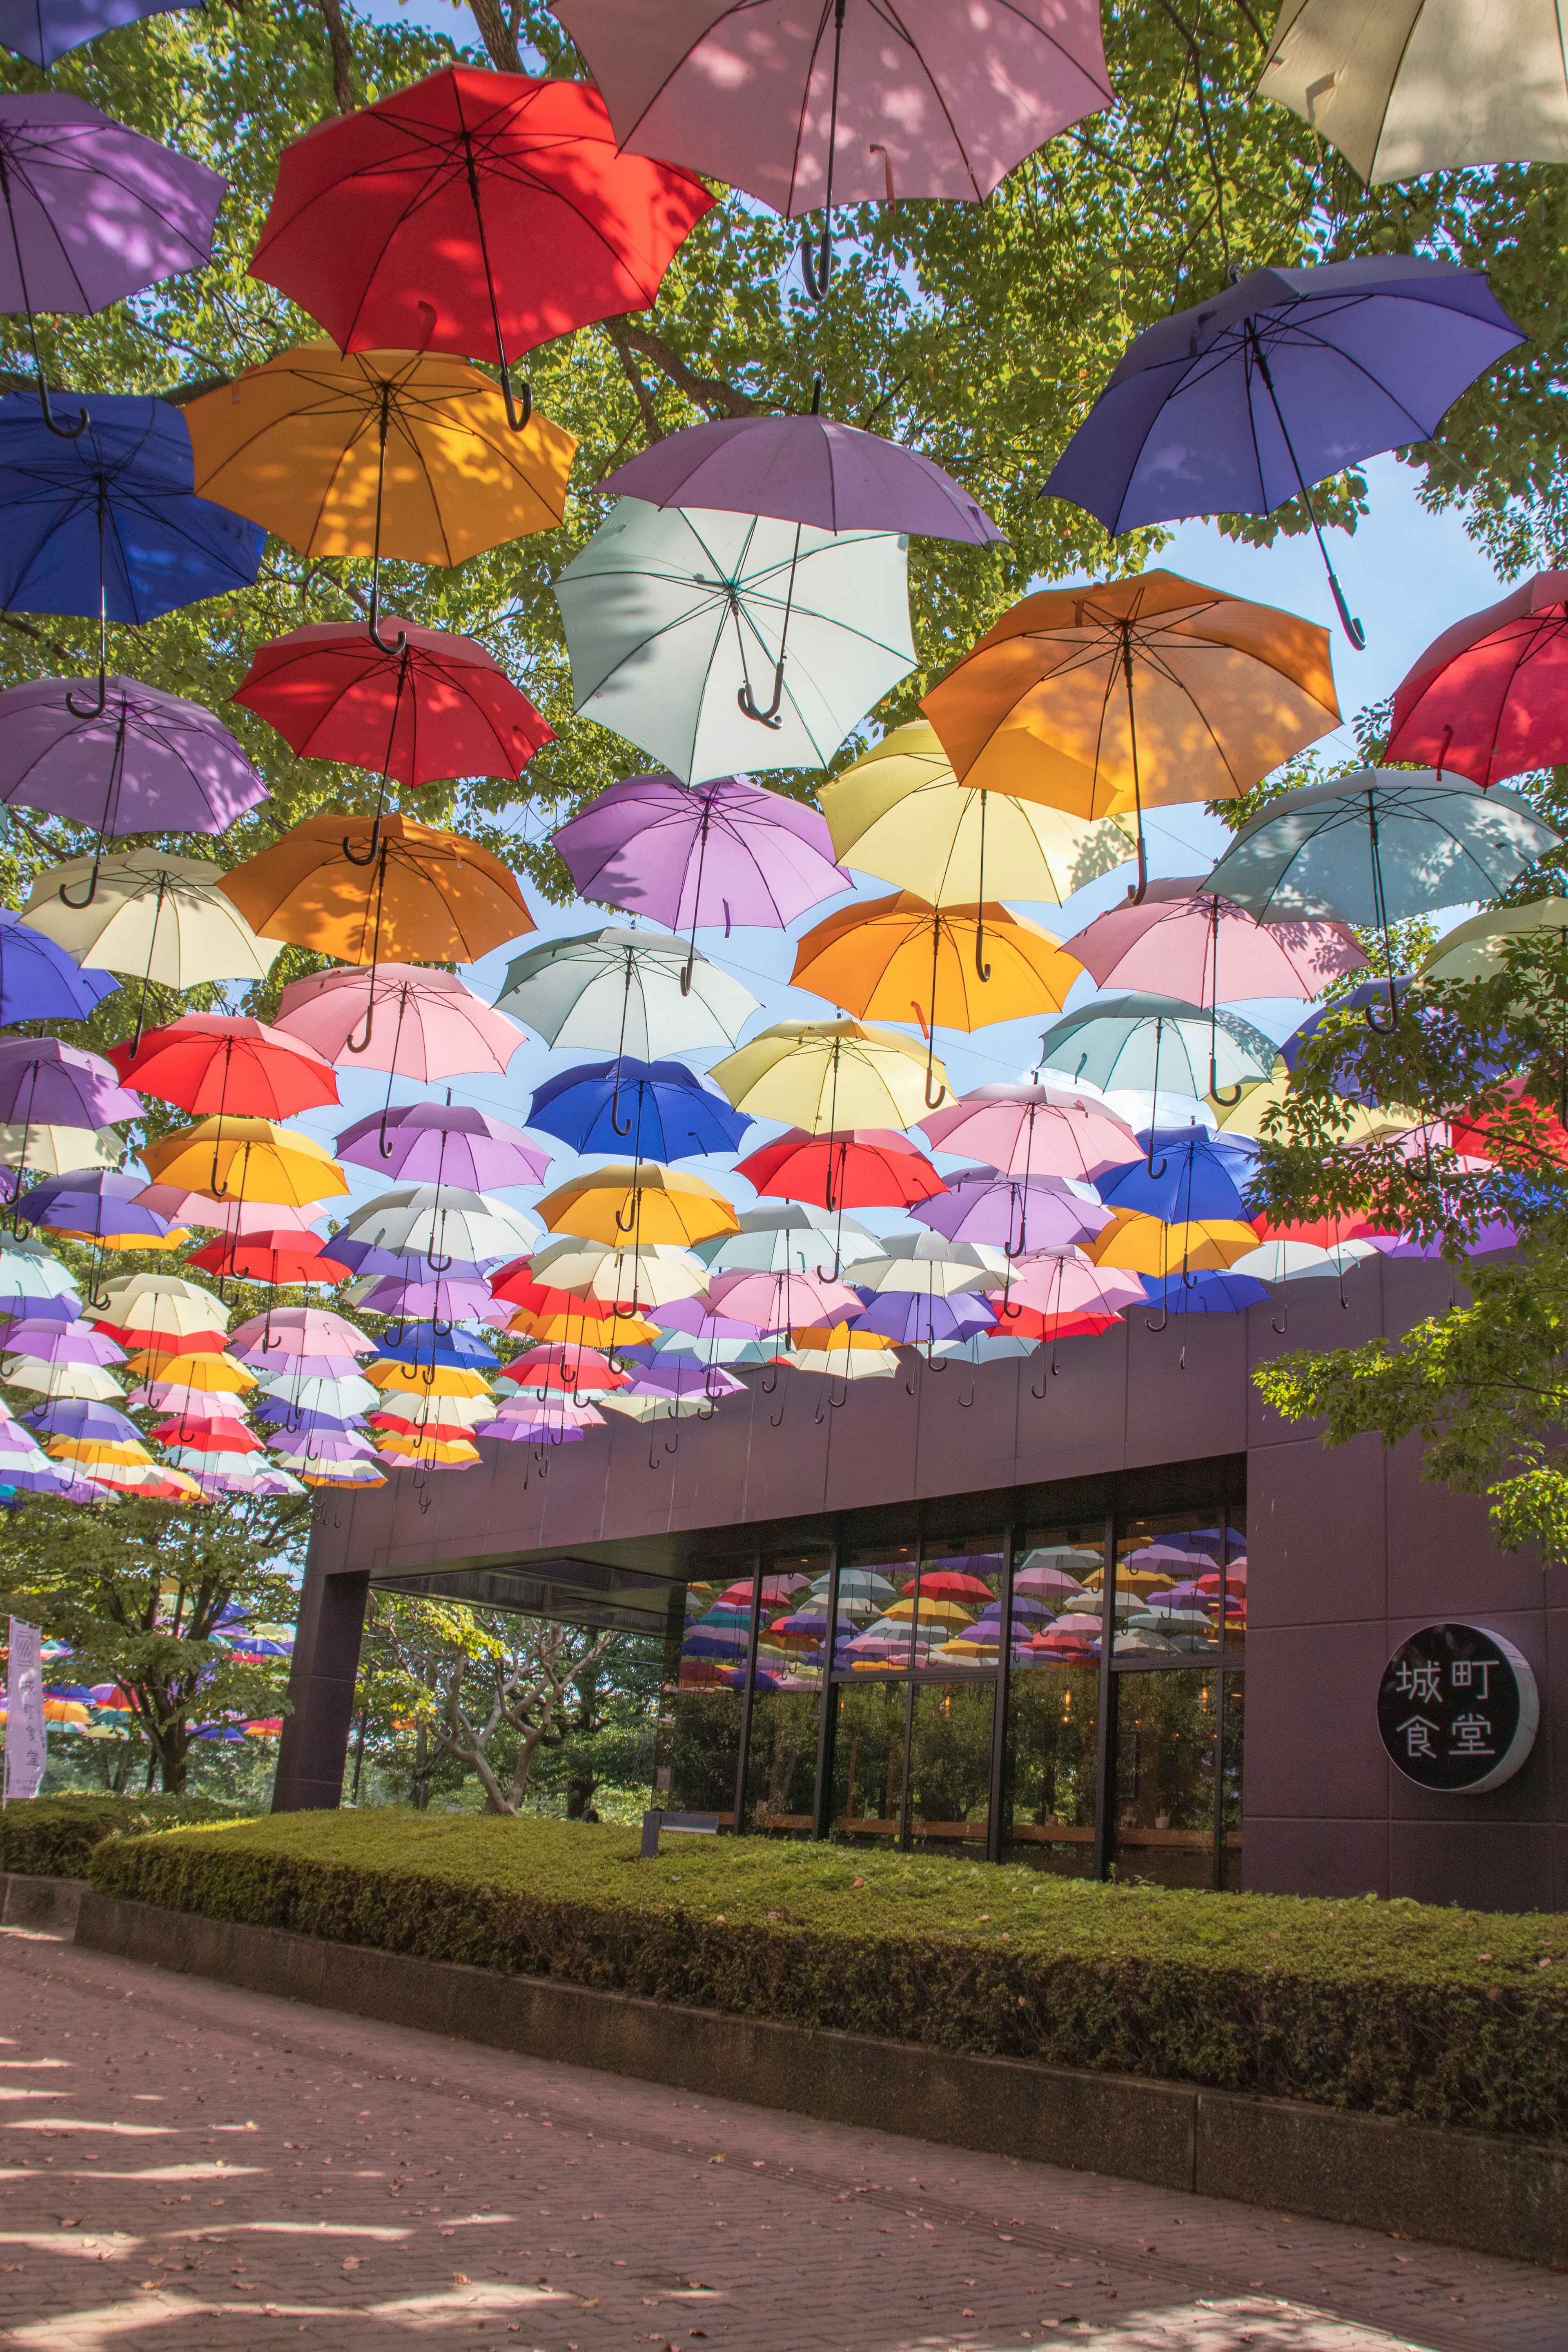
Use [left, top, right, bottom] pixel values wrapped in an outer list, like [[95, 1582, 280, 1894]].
[[639, 1809, 719, 1858], [1377, 1623, 1539, 1794]]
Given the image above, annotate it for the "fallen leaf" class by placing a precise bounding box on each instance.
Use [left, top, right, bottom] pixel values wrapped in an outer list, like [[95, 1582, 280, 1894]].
[[451, 2272, 470, 2285]]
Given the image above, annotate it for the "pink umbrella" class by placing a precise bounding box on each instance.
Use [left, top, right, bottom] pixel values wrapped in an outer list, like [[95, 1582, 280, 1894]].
[[335, 1102, 550, 1187], [921, 1083, 1140, 1182], [274, 962, 526, 1073], [228, 1308, 374, 1355], [989, 1250, 1146, 1319], [1064, 878, 1365, 1001], [706, 1266, 865, 1334], [1384, 571, 1568, 786], [134, 1185, 325, 1238]]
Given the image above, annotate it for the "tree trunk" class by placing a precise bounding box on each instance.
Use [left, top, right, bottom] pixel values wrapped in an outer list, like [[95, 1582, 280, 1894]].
[[318, 0, 359, 115], [469, 0, 523, 73], [412, 1723, 430, 1811]]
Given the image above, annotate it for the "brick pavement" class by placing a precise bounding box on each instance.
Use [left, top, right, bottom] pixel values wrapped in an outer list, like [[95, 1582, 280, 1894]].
[[0, 1925, 1560, 2352]]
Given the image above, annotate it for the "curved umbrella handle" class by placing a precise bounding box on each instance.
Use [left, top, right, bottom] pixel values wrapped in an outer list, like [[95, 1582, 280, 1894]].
[[499, 363, 532, 433], [1030, 1347, 1051, 1400], [65, 670, 108, 723], [38, 378, 89, 440], [342, 814, 385, 869], [737, 666, 786, 729], [57, 845, 105, 911]]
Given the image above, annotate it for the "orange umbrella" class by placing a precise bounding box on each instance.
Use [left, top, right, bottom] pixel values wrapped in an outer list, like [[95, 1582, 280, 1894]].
[[791, 893, 1081, 1109], [922, 570, 1339, 896], [218, 812, 533, 967], [1087, 1208, 1261, 1277]]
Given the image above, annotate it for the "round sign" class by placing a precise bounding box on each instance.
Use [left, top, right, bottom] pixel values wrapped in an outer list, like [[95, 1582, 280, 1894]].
[[1377, 1624, 1539, 1794]]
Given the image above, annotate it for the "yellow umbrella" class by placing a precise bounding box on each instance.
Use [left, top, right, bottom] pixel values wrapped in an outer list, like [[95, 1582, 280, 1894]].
[[184, 344, 577, 566], [536, 1161, 739, 1247], [790, 891, 1081, 1108], [51, 1227, 190, 1254], [922, 570, 1340, 895], [1087, 1209, 1261, 1275], [365, 1361, 492, 1400], [47, 1436, 153, 1467], [374, 1434, 481, 1466], [883, 1594, 975, 1627], [819, 720, 1135, 905], [142, 1117, 349, 1207], [708, 1019, 946, 1133], [787, 1321, 901, 1382], [1215, 1068, 1419, 1145], [508, 1303, 660, 1348], [125, 1352, 254, 1392]]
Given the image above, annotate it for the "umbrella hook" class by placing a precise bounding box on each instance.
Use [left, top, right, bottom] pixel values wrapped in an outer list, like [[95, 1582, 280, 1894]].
[[342, 811, 386, 868], [610, 954, 636, 1131], [956, 1364, 977, 1408], [738, 522, 801, 728], [768, 1365, 790, 1428], [615, 1194, 638, 1236], [1030, 1347, 1051, 1401], [973, 795, 992, 981], [1363, 796, 1400, 1031], [737, 663, 786, 729], [647, 1430, 663, 1470], [1145, 1299, 1170, 1335], [759, 1358, 780, 1395]]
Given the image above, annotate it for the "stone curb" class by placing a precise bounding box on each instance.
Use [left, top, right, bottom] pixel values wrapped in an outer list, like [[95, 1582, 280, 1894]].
[[62, 1885, 1568, 2269], [0, 1871, 88, 1936]]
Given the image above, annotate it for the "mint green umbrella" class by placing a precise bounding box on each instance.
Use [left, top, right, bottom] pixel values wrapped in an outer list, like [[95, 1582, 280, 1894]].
[[1036, 991, 1276, 1104]]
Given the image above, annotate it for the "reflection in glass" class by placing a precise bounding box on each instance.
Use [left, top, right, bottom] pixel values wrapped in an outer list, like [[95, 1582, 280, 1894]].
[[1113, 1668, 1222, 1888], [756, 1547, 831, 1695], [831, 1680, 906, 1841], [1219, 1673, 1244, 1889], [1114, 1508, 1247, 1660], [908, 1681, 994, 1850], [835, 1541, 918, 1673], [745, 1688, 819, 1835], [1004, 1664, 1098, 1875]]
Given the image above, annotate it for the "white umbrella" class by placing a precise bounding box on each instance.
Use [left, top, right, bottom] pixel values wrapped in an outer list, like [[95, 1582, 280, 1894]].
[[494, 924, 757, 1053], [250, 1372, 379, 1417], [341, 1185, 540, 1264], [531, 1234, 708, 1310], [699, 1202, 882, 1275], [18, 850, 278, 985], [552, 499, 916, 782], [0, 1123, 121, 1178], [1229, 1238, 1378, 1283], [853, 1229, 1007, 1295], [2, 1357, 124, 1400]]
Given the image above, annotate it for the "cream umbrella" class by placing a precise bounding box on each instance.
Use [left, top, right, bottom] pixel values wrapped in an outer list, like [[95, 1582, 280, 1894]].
[[2, 1358, 125, 1400], [1419, 895, 1568, 983], [853, 1231, 1007, 1296], [0, 1124, 122, 1179], [1214, 1068, 1419, 1145], [708, 1018, 945, 1132], [530, 1234, 709, 1311]]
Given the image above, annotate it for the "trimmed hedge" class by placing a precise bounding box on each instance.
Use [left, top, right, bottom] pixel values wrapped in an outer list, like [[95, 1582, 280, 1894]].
[[89, 1811, 1568, 2140], [0, 1793, 245, 1880]]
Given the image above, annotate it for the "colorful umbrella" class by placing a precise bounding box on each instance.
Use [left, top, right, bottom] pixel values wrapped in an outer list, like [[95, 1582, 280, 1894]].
[[920, 1081, 1141, 1182], [249, 67, 713, 426], [1419, 896, 1568, 985], [1089, 1209, 1262, 1277], [0, 0, 197, 68], [699, 1201, 882, 1273], [142, 1117, 349, 1207], [818, 718, 1133, 910], [709, 1019, 945, 1134], [1064, 877, 1365, 1008], [1383, 570, 1568, 786], [1098, 1129, 1258, 1223], [275, 961, 526, 1076], [736, 1127, 944, 1211], [705, 1265, 864, 1334], [218, 812, 534, 967], [494, 925, 757, 1062], [0, 1040, 139, 1147], [530, 1234, 708, 1312], [341, 1185, 537, 1270], [526, 1058, 746, 1161], [853, 1230, 1005, 1296], [186, 1232, 352, 1287], [552, 500, 915, 777], [334, 1102, 549, 1188], [1036, 993, 1277, 1100], [912, 1165, 1110, 1253], [109, 1015, 338, 1120], [989, 1249, 1146, 1321], [537, 1163, 737, 1249], [851, 1287, 995, 1348], [1041, 261, 1523, 645], [0, 910, 116, 1023], [0, 1119, 119, 1180], [921, 571, 1341, 894]]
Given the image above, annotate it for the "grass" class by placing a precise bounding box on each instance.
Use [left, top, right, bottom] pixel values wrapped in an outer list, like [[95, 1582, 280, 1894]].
[[0, 1792, 244, 1879]]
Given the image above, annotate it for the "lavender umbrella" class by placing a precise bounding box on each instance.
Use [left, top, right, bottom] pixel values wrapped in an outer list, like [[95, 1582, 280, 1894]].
[[327, 1236, 490, 1284], [335, 1102, 550, 1188], [851, 1287, 995, 1348], [603, 412, 1003, 543], [0, 907, 117, 1022], [348, 1273, 499, 1322], [2, 1317, 121, 1363], [0, 1043, 141, 1174], [20, 1167, 177, 1241], [0, 95, 224, 437], [912, 1164, 1111, 1252], [554, 773, 847, 987], [0, 0, 198, 70], [1042, 257, 1523, 646]]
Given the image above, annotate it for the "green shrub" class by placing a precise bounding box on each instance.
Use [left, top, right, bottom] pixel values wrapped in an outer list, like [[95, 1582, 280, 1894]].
[[0, 1793, 247, 1880], [89, 1812, 1568, 2138]]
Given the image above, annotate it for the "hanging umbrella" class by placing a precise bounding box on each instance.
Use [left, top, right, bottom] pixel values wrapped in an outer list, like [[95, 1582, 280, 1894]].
[[537, 1163, 738, 1249], [736, 1127, 944, 1211], [851, 1287, 994, 1348], [786, 1321, 900, 1380], [1210, 1066, 1416, 1146], [0, 1043, 139, 1183], [526, 1058, 747, 1161], [1064, 877, 1365, 1012], [911, 1165, 1110, 1253], [921, 571, 1340, 896], [557, 0, 1109, 298], [818, 718, 1133, 912], [705, 1266, 864, 1333], [988, 1249, 1147, 1321], [0, 909, 116, 1022], [708, 1019, 945, 1133], [920, 1081, 1141, 1183], [218, 813, 534, 968], [1041, 262, 1523, 646], [853, 1230, 1006, 1296], [136, 1187, 325, 1240], [1258, 0, 1568, 182], [1204, 770, 1560, 1021], [94, 1270, 226, 1333], [0, 94, 222, 435], [1138, 1269, 1271, 1322], [335, 1103, 549, 1188], [142, 1117, 349, 1207], [1419, 896, 1568, 984], [1097, 1130, 1258, 1223], [249, 67, 713, 426], [530, 1234, 708, 1312], [0, 1120, 119, 1180], [4, 1318, 121, 1364], [276, 961, 526, 1076], [229, 1307, 371, 1356], [0, 0, 198, 68], [20, 1167, 178, 1241], [4, 1354, 122, 1399], [186, 1232, 352, 1287], [552, 499, 915, 776], [109, 1015, 338, 1120], [1229, 1236, 1375, 1284], [601, 407, 1004, 541], [341, 1184, 539, 1267], [494, 924, 757, 1066], [1036, 993, 1277, 1102], [699, 1201, 883, 1273], [1383, 570, 1568, 786], [1089, 1209, 1262, 1278], [554, 773, 847, 986], [790, 892, 1082, 1106]]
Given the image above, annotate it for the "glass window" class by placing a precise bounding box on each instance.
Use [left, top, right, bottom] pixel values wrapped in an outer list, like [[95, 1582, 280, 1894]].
[[755, 1545, 831, 1697], [830, 1679, 906, 1843], [1003, 1664, 1098, 1876], [662, 1564, 755, 1825], [1112, 1668, 1223, 1888], [914, 1531, 1006, 1675], [835, 1539, 919, 1676], [1219, 1672, 1244, 1890], [744, 1688, 820, 1835], [907, 1680, 994, 1852], [1114, 1505, 1245, 1663], [1011, 1518, 1108, 1673]]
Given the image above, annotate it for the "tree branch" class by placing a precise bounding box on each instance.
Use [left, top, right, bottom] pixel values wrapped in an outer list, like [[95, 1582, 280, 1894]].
[[603, 318, 665, 448], [609, 321, 760, 420], [317, 0, 359, 116], [469, 0, 523, 73]]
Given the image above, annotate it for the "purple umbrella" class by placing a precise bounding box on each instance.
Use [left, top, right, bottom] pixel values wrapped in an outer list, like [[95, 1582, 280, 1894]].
[[912, 1164, 1111, 1252], [1, 1317, 122, 1363], [0, 94, 224, 438], [20, 1167, 177, 1240], [554, 774, 847, 986], [327, 1236, 490, 1283], [1042, 257, 1523, 646], [850, 1287, 995, 1348], [350, 1273, 499, 1321], [626, 1356, 744, 1400], [22, 1395, 136, 1438], [0, 907, 117, 1022], [335, 1101, 550, 1188], [603, 412, 1002, 543], [0, 1041, 141, 1156]]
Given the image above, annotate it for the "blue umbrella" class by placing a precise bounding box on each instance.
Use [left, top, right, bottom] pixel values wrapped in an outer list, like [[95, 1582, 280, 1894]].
[[0, 909, 116, 1020], [1099, 1129, 1258, 1223], [0, 395, 262, 715], [1140, 1269, 1270, 1326], [370, 1328, 498, 1369], [526, 1056, 748, 1158], [0, 0, 196, 68], [1043, 257, 1523, 644]]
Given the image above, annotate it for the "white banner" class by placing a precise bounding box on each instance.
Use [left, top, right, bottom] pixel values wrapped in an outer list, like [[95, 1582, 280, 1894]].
[[2, 1617, 45, 1805]]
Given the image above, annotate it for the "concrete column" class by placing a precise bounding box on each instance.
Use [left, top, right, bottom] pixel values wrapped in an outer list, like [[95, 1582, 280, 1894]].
[[272, 1533, 371, 1813]]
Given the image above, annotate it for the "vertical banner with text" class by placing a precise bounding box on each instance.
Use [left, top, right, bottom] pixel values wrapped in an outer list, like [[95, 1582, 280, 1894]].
[[3, 1617, 45, 1804]]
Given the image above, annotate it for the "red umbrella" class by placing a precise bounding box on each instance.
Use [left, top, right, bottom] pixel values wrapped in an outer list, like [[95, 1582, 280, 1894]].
[[903, 1570, 993, 1600], [1385, 571, 1568, 787], [186, 1232, 352, 1286], [1249, 1212, 1383, 1247], [149, 1418, 263, 1453], [500, 1343, 628, 1394], [986, 1307, 1121, 1341], [1448, 1079, 1568, 1165], [249, 68, 714, 426], [109, 1017, 339, 1120], [233, 621, 553, 787], [737, 1126, 945, 1210]]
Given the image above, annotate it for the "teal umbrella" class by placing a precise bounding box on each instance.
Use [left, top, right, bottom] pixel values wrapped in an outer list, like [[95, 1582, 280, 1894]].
[[1036, 991, 1276, 1111], [1205, 768, 1559, 1028]]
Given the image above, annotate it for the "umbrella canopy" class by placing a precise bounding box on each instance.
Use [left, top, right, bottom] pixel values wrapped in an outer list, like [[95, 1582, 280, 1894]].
[[229, 1307, 371, 1355], [526, 1057, 746, 1162], [912, 1165, 1110, 1252], [791, 894, 1081, 1062], [0, 0, 197, 68], [4, 1318, 122, 1364], [1419, 896, 1568, 985], [142, 1117, 348, 1207], [1036, 994, 1277, 1097], [555, 0, 1110, 214], [854, 1230, 1005, 1296], [1257, 0, 1568, 182], [136, 1187, 324, 1240], [275, 962, 526, 1076], [1064, 877, 1365, 1002], [1098, 1131, 1258, 1224], [921, 571, 1340, 890], [185, 344, 576, 565], [4, 1354, 122, 1399], [342, 1184, 538, 1264], [0, 392, 261, 623], [1229, 1237, 1374, 1284], [1138, 1268, 1271, 1315], [1383, 571, 1568, 787], [709, 1019, 945, 1133], [0, 1038, 139, 1132], [736, 1126, 944, 1210], [552, 499, 915, 781], [18, 849, 278, 987], [530, 1234, 708, 1310], [818, 719, 1133, 907], [0, 1119, 119, 1179], [1205, 771, 1559, 929], [1089, 1209, 1262, 1276], [494, 925, 756, 1056], [0, 675, 265, 849], [187, 1231, 352, 1287], [250, 68, 712, 405], [699, 1202, 882, 1274], [232, 620, 553, 787], [852, 1287, 994, 1347], [537, 1163, 738, 1249], [705, 1266, 864, 1333], [920, 1082, 1141, 1182], [109, 1016, 338, 1120], [219, 812, 534, 967], [335, 1103, 549, 1189], [1041, 261, 1523, 646], [0, 911, 116, 1024], [554, 773, 847, 943], [601, 411, 1003, 543], [787, 1322, 900, 1380], [991, 1249, 1147, 1319], [20, 1167, 177, 1241]]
